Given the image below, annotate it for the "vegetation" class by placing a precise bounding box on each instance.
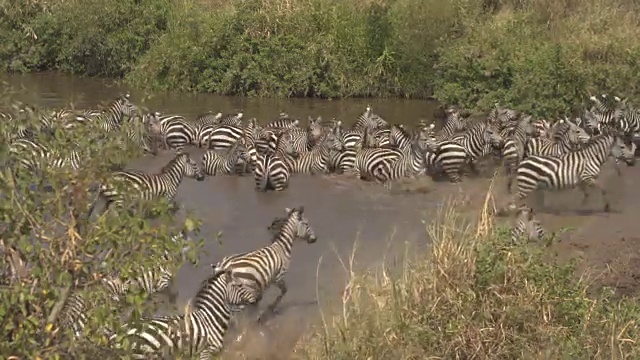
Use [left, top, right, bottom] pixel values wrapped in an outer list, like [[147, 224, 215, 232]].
[[294, 196, 640, 359], [0, 87, 203, 358], [2, 0, 640, 117]]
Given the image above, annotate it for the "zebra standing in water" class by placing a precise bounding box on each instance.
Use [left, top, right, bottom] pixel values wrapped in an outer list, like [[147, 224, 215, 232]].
[[501, 116, 540, 192], [201, 142, 252, 176], [352, 105, 388, 132], [512, 131, 636, 212], [193, 111, 223, 127], [288, 131, 345, 174], [211, 206, 317, 322], [374, 125, 436, 187], [524, 118, 590, 158], [71, 93, 138, 132], [435, 107, 466, 141], [450, 121, 504, 175], [254, 132, 299, 192], [109, 269, 257, 359], [144, 112, 197, 154], [89, 152, 205, 217], [510, 206, 546, 244]]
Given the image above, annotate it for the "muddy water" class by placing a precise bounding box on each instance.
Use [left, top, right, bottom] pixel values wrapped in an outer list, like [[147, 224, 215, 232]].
[[1, 72, 445, 320]]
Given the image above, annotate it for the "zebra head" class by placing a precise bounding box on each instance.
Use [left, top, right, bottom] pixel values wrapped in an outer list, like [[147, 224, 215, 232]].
[[560, 118, 591, 145], [323, 131, 345, 152], [143, 112, 163, 136], [611, 135, 636, 166], [283, 206, 317, 244], [483, 123, 504, 149], [276, 132, 299, 159], [175, 152, 206, 181], [308, 116, 323, 140], [117, 92, 138, 117]]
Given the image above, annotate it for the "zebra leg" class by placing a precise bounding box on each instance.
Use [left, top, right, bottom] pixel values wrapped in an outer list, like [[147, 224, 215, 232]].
[[260, 280, 287, 322]]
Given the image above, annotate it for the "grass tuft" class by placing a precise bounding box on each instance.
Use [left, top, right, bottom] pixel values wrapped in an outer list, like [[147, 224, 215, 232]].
[[294, 191, 640, 359]]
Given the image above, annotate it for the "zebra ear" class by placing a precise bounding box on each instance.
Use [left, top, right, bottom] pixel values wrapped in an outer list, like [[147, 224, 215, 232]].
[[285, 207, 293, 214], [298, 206, 305, 214]]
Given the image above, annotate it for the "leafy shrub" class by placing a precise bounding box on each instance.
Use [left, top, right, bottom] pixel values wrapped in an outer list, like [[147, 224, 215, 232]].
[[0, 85, 202, 358]]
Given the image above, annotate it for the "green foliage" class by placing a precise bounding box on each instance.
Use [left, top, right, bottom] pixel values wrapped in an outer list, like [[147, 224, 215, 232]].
[[4, 0, 640, 116], [295, 210, 640, 359], [0, 85, 203, 358]]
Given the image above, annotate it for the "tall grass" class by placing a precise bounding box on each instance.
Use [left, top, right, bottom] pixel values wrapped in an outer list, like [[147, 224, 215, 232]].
[[3, 0, 640, 115], [294, 191, 640, 359]]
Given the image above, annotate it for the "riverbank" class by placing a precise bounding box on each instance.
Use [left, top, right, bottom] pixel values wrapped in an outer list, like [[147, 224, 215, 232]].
[[2, 0, 640, 117], [292, 196, 640, 359]]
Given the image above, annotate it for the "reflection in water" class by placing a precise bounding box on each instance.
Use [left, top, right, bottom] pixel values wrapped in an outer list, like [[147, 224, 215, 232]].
[[1, 72, 441, 335]]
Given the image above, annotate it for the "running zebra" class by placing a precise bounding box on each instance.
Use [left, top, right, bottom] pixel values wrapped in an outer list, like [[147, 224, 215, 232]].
[[146, 112, 197, 154], [89, 152, 205, 217], [202, 142, 252, 176], [254, 133, 299, 192], [524, 118, 590, 158], [211, 206, 317, 321], [9, 138, 82, 171], [450, 121, 504, 175], [350, 144, 403, 181], [513, 131, 636, 212], [288, 132, 345, 174], [510, 206, 546, 244], [109, 269, 257, 359], [374, 126, 436, 186]]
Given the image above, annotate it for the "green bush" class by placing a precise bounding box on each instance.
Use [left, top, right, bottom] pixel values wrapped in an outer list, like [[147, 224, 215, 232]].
[[3, 0, 640, 117], [0, 86, 203, 358], [294, 200, 640, 359]]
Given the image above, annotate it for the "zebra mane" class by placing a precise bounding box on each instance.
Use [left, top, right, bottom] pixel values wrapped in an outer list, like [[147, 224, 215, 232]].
[[160, 153, 188, 173]]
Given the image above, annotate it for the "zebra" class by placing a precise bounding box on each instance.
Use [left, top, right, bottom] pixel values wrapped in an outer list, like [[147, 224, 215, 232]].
[[488, 105, 519, 128], [424, 140, 470, 182], [350, 145, 403, 181], [196, 123, 245, 150], [254, 133, 299, 192], [89, 152, 205, 216], [524, 118, 590, 158], [532, 119, 551, 138], [264, 114, 299, 129], [450, 121, 504, 175], [279, 117, 324, 153], [9, 138, 82, 171], [255, 130, 279, 155], [109, 268, 257, 359], [56, 292, 88, 338], [501, 116, 540, 192], [211, 206, 317, 321], [435, 107, 466, 141], [148, 112, 197, 154], [193, 111, 223, 127], [326, 148, 357, 174], [215, 112, 244, 127], [512, 131, 636, 212], [352, 105, 387, 132], [288, 132, 345, 174], [73, 93, 138, 132], [202, 142, 252, 176], [101, 231, 192, 302], [510, 206, 546, 244], [373, 127, 436, 187]]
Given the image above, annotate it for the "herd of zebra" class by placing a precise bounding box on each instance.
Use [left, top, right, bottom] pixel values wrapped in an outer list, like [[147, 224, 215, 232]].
[[2, 91, 640, 358]]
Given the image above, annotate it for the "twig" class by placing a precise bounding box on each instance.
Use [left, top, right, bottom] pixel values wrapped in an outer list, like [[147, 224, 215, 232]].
[[46, 283, 72, 326]]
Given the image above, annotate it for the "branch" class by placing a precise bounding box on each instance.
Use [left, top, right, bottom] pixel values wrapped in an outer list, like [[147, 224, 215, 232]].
[[46, 283, 72, 326]]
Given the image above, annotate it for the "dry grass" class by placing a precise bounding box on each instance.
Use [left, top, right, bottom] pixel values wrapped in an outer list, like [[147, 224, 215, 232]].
[[292, 188, 640, 359]]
